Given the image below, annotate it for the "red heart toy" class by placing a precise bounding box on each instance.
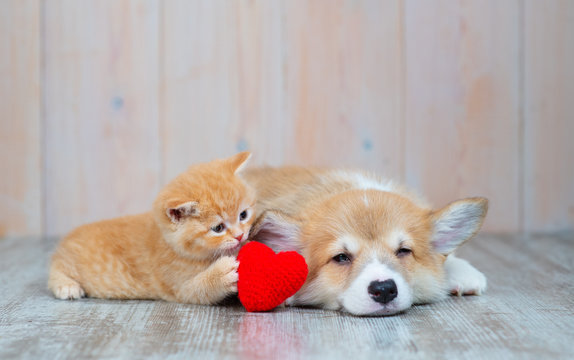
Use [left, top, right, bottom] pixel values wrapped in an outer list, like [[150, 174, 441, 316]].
[[237, 241, 308, 312]]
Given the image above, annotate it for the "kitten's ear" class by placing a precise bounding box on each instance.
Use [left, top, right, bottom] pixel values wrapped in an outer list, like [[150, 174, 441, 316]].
[[166, 201, 199, 223], [227, 151, 252, 174], [430, 197, 488, 255], [251, 210, 303, 253]]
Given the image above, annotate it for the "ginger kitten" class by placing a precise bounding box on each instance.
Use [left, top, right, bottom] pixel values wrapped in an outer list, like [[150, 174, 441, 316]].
[[48, 152, 255, 305]]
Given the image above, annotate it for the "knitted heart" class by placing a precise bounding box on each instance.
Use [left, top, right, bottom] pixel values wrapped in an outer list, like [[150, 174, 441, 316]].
[[237, 241, 308, 312]]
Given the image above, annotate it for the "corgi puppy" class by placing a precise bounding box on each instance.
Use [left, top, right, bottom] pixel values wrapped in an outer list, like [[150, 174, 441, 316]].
[[244, 167, 488, 316]]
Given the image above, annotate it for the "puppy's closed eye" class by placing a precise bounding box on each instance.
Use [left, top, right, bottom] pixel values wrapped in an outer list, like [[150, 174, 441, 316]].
[[332, 253, 352, 264], [395, 248, 412, 258]]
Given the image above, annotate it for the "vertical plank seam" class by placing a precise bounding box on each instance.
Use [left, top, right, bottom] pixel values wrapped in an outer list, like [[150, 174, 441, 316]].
[[518, 0, 526, 234], [158, 0, 165, 187], [40, 0, 47, 238], [279, 1, 287, 165], [399, 0, 406, 183]]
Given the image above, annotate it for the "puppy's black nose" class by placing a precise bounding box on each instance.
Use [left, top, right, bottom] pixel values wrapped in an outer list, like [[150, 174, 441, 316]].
[[368, 279, 398, 304]]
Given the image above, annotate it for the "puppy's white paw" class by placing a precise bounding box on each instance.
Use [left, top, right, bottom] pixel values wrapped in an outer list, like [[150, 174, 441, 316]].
[[445, 255, 487, 296], [54, 283, 85, 300]]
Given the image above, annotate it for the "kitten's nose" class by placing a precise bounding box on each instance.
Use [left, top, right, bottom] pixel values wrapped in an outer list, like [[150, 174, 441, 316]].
[[234, 234, 244, 242]]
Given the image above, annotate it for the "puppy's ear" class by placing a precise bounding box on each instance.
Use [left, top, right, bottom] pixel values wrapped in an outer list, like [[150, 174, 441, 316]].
[[166, 201, 199, 223], [226, 151, 252, 174], [250, 210, 303, 253], [430, 197, 488, 255]]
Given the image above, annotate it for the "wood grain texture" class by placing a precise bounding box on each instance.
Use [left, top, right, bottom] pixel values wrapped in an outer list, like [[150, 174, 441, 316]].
[[0, 0, 41, 236], [1, 1, 574, 236], [161, 1, 286, 182], [523, 0, 574, 232], [404, 0, 521, 232], [162, 0, 403, 182], [43, 0, 161, 236], [1, 233, 573, 359], [282, 0, 403, 179]]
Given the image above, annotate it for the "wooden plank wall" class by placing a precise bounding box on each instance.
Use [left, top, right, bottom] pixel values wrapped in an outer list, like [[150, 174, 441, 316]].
[[1, 0, 572, 237], [523, 0, 574, 232], [404, 1, 521, 232], [0, 0, 42, 237], [43, 0, 161, 236]]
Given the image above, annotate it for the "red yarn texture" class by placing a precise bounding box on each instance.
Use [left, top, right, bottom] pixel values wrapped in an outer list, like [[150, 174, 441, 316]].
[[237, 241, 308, 312]]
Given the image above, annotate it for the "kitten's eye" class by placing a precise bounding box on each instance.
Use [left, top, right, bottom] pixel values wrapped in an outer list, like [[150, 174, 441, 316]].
[[239, 210, 248, 221], [211, 223, 226, 233], [332, 253, 351, 264], [396, 248, 412, 258]]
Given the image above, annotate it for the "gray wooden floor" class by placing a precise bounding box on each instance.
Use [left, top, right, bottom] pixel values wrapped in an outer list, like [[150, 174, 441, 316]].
[[1, 233, 573, 360]]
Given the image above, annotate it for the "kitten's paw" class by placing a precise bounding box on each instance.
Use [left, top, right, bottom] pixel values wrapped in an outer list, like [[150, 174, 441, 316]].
[[178, 257, 239, 304], [214, 256, 239, 294], [53, 282, 85, 300], [445, 255, 487, 296], [49, 269, 85, 300]]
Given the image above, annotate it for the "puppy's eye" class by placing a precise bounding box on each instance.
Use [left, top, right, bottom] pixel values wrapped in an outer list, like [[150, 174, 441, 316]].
[[211, 223, 226, 233], [239, 210, 248, 221], [396, 248, 412, 258], [332, 253, 351, 264]]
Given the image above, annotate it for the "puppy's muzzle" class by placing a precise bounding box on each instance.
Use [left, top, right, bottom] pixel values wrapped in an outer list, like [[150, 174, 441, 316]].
[[368, 279, 398, 304]]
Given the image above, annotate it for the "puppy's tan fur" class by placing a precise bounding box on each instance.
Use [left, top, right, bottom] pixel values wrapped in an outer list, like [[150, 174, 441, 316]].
[[48, 153, 255, 304], [245, 167, 488, 315]]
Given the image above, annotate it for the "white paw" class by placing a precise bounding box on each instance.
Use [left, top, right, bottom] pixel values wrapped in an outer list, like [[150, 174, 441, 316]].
[[445, 255, 487, 296], [216, 256, 239, 293], [54, 283, 85, 300]]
